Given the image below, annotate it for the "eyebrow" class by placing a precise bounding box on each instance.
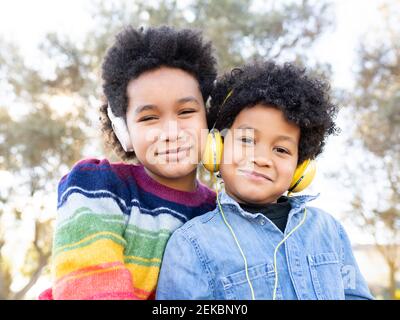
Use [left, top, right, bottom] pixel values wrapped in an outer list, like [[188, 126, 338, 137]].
[[134, 104, 158, 115], [177, 96, 201, 106], [236, 125, 256, 131], [236, 125, 297, 145], [274, 135, 297, 145], [134, 96, 200, 115]]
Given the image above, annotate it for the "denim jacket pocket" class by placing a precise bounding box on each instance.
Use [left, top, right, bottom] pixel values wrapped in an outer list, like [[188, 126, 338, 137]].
[[220, 263, 277, 300], [307, 252, 345, 300]]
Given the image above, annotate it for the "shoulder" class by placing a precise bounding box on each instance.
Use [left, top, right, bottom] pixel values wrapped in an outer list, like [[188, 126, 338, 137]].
[[305, 205, 344, 236], [170, 207, 220, 244], [58, 158, 130, 190], [182, 206, 219, 227], [198, 182, 217, 203], [57, 158, 141, 209], [165, 208, 219, 261], [59, 157, 145, 183], [305, 205, 339, 223]]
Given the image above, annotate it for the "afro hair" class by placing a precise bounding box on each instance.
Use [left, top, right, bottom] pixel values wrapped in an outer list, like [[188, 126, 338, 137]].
[[99, 25, 217, 161], [208, 61, 339, 164]]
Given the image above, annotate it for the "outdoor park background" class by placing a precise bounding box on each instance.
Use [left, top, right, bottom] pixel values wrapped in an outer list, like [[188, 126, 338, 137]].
[[0, 0, 399, 300]]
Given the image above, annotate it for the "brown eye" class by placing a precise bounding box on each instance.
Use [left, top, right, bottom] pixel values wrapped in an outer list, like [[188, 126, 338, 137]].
[[275, 147, 289, 154], [237, 136, 254, 144]]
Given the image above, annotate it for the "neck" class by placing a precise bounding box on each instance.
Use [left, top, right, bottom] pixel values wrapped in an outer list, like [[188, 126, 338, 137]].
[[144, 167, 198, 192], [224, 189, 279, 205]]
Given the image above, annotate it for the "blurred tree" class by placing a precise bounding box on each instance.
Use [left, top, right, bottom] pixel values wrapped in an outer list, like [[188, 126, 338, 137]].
[[0, 205, 12, 298], [348, 0, 399, 299], [0, 0, 333, 299], [0, 42, 88, 299], [88, 0, 334, 72]]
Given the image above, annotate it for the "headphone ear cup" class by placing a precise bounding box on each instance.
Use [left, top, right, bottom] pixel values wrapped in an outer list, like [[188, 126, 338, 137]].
[[289, 159, 316, 193], [107, 105, 134, 152], [111, 120, 134, 153], [202, 129, 223, 172]]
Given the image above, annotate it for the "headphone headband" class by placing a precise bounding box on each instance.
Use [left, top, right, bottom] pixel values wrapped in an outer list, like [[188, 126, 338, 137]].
[[211, 89, 234, 130]]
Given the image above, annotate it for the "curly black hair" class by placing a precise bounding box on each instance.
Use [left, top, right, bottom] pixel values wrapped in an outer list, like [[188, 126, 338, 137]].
[[208, 61, 339, 164], [99, 25, 217, 161]]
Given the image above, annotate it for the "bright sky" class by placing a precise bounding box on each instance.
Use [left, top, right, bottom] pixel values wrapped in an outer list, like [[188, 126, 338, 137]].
[[0, 0, 389, 297], [0, 0, 383, 90], [0, 0, 92, 46]]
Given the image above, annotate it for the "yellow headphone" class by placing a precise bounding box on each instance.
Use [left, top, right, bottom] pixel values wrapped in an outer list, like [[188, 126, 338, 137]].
[[201, 128, 316, 194]]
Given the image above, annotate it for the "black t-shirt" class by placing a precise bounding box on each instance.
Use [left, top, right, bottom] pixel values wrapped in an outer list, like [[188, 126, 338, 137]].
[[238, 196, 291, 233]]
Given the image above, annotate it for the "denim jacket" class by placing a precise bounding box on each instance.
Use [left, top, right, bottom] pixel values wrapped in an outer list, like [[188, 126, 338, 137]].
[[156, 191, 373, 300]]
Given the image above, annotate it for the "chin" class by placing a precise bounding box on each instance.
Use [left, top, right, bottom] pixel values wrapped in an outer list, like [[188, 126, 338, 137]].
[[232, 185, 281, 204], [157, 163, 197, 179]]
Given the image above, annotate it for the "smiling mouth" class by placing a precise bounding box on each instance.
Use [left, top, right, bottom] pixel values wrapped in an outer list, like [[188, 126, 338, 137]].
[[156, 146, 192, 156], [238, 169, 273, 182]]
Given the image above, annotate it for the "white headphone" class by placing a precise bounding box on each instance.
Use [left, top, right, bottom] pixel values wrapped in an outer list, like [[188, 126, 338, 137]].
[[107, 103, 134, 152]]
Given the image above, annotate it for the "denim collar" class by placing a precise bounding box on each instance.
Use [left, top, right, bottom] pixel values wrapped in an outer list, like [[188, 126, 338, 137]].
[[217, 190, 320, 221]]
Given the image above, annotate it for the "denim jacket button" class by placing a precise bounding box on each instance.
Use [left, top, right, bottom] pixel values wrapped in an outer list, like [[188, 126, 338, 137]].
[[260, 218, 266, 225]]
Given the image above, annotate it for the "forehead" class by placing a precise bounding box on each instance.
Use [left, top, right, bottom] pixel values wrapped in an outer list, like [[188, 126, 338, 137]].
[[126, 67, 201, 99], [232, 104, 300, 140]]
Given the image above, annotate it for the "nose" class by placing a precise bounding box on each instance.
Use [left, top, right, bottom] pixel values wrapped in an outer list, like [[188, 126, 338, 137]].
[[159, 120, 182, 142], [252, 146, 273, 168]]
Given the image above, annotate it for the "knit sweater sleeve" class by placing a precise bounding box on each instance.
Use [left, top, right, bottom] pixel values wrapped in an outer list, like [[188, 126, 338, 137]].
[[51, 158, 138, 300]]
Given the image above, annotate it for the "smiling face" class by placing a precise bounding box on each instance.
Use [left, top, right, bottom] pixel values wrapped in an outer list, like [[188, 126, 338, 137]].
[[126, 67, 208, 190], [219, 104, 300, 204]]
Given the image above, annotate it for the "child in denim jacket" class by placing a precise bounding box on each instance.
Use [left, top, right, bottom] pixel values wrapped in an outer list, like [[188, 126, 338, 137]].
[[156, 61, 373, 300]]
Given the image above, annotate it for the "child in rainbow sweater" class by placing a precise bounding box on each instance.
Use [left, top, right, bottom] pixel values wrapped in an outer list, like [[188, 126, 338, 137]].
[[40, 25, 217, 300]]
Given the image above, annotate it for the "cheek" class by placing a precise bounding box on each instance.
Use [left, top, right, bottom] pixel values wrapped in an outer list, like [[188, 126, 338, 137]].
[[219, 163, 234, 187], [185, 113, 207, 132], [221, 135, 238, 166], [220, 145, 239, 183], [277, 161, 297, 185], [188, 116, 208, 144], [178, 120, 208, 158], [221, 138, 232, 166], [129, 125, 156, 157], [228, 142, 251, 167]]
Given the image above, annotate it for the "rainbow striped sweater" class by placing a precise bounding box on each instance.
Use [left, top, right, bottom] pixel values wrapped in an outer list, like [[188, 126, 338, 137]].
[[51, 158, 216, 300]]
